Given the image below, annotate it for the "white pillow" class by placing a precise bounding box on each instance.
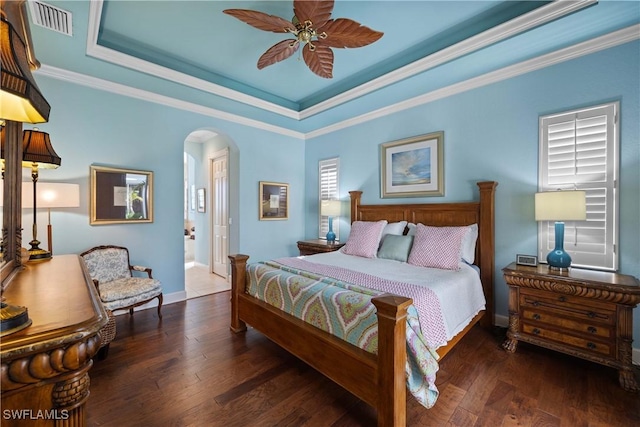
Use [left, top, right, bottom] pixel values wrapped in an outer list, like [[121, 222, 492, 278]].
[[407, 222, 477, 264], [460, 224, 478, 264], [382, 221, 408, 237], [342, 220, 388, 258]]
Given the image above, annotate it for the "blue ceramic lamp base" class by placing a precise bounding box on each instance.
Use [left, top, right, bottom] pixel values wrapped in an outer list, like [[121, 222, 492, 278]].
[[326, 216, 336, 244], [547, 221, 572, 270]]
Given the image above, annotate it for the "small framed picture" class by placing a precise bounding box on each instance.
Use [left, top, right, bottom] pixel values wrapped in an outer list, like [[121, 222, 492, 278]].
[[259, 181, 289, 220], [197, 188, 206, 213], [516, 254, 538, 267]]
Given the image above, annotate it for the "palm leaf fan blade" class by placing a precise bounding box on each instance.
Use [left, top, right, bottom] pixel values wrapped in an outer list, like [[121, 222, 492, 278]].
[[293, 0, 334, 29], [320, 18, 383, 48], [223, 9, 295, 33], [303, 42, 333, 78], [257, 40, 300, 69]]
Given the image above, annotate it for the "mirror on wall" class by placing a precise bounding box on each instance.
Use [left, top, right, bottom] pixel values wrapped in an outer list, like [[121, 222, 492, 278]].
[[90, 165, 154, 225]]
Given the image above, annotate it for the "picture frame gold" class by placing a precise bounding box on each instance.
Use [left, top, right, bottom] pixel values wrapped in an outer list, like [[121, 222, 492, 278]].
[[259, 181, 289, 220], [90, 165, 153, 225], [380, 131, 444, 198]]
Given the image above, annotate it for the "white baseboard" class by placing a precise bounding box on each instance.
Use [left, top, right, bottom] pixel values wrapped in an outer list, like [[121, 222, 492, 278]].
[[493, 313, 639, 365]]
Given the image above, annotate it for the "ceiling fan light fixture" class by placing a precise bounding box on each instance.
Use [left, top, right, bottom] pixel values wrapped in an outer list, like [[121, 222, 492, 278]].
[[224, 0, 383, 79]]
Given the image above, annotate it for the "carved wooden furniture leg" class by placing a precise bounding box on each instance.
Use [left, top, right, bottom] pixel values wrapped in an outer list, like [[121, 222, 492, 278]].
[[502, 312, 519, 353]]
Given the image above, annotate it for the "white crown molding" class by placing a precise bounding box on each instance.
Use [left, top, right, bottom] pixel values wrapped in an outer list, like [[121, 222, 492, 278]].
[[305, 24, 640, 140], [299, 0, 597, 120], [85, 0, 596, 121], [35, 65, 305, 139], [40, 24, 638, 141], [86, 0, 301, 121]]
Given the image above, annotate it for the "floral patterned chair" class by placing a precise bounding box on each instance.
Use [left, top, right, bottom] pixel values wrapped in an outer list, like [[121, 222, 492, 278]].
[[80, 245, 163, 319]]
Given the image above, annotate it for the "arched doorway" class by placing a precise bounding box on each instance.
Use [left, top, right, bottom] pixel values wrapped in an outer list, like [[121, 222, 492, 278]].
[[183, 129, 236, 299]]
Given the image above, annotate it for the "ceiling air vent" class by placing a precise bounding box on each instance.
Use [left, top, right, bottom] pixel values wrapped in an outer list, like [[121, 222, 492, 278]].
[[28, 0, 72, 36]]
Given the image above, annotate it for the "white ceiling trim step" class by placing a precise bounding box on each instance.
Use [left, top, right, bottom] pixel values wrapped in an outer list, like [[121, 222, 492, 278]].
[[299, 0, 597, 120], [305, 24, 640, 140], [35, 65, 305, 140], [85, 0, 596, 121], [39, 24, 638, 141]]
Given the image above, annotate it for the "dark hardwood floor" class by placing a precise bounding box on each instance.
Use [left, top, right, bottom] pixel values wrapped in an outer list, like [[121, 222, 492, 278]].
[[87, 291, 640, 426]]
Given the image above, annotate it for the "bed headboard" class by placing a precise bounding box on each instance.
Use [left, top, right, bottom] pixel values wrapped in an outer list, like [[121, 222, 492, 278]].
[[348, 181, 498, 327]]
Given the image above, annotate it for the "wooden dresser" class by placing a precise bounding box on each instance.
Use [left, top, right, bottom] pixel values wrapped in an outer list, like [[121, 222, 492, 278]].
[[1, 255, 108, 426], [297, 239, 345, 256], [502, 262, 640, 391]]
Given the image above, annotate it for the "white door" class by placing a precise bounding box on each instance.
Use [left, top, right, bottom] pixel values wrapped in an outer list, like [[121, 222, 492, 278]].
[[211, 150, 228, 278]]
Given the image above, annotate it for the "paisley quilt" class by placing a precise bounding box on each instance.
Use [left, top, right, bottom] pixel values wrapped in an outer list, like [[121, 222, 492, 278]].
[[246, 258, 441, 408]]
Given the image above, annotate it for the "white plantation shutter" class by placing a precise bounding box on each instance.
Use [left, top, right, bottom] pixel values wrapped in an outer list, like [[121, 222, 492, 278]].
[[538, 102, 618, 270], [319, 157, 340, 240]]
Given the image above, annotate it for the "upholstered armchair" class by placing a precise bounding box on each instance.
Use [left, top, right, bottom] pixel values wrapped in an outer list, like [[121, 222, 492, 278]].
[[80, 245, 163, 318]]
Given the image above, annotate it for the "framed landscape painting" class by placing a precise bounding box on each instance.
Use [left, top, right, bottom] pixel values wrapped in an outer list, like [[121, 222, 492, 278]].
[[380, 131, 444, 198]]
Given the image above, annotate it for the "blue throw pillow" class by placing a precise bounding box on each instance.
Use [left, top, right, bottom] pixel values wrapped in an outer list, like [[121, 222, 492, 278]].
[[377, 234, 414, 262]]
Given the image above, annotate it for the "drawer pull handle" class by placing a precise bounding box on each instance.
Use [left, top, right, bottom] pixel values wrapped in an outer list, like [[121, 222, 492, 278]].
[[587, 312, 596, 318], [587, 326, 597, 334], [587, 342, 596, 350], [533, 314, 541, 320], [532, 328, 541, 335], [532, 301, 540, 307], [558, 296, 566, 302]]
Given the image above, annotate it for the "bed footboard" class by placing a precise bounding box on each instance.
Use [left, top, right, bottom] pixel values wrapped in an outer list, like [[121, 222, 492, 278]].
[[228, 254, 412, 427]]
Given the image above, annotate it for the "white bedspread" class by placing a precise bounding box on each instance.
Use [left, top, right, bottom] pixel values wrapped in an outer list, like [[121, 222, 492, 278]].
[[300, 251, 486, 348]]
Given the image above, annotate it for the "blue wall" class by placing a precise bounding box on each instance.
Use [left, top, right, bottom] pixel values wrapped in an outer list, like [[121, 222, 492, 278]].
[[32, 77, 305, 298], [304, 41, 640, 339]]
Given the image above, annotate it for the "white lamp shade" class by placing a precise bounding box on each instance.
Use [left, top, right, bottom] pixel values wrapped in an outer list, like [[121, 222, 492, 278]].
[[321, 200, 341, 217], [535, 190, 586, 221], [21, 182, 80, 209]]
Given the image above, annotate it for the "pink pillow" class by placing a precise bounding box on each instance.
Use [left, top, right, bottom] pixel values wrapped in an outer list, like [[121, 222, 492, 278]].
[[407, 224, 467, 270], [342, 220, 388, 258]]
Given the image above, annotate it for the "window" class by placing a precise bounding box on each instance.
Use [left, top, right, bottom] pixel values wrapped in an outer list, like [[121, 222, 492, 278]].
[[319, 157, 340, 240], [538, 102, 619, 270]]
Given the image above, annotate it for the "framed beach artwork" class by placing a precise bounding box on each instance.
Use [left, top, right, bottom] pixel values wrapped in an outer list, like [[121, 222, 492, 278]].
[[380, 131, 444, 198]]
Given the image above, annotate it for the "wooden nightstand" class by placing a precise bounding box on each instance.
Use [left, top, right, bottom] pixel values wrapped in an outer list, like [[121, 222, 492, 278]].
[[502, 262, 640, 391], [297, 239, 345, 256]]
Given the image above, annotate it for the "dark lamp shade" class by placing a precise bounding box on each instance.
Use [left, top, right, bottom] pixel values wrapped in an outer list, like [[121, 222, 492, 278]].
[[22, 129, 61, 169], [0, 1, 51, 123]]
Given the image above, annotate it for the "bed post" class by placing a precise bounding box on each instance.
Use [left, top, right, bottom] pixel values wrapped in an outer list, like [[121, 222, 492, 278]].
[[476, 181, 498, 328], [349, 190, 362, 222], [228, 254, 249, 333], [372, 294, 413, 427]]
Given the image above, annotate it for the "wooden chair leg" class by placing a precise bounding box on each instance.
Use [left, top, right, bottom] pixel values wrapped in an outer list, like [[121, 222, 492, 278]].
[[156, 294, 163, 318]]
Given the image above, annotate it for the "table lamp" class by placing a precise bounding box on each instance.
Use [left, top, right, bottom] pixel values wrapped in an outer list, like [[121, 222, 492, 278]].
[[21, 129, 62, 261], [535, 190, 587, 270], [22, 182, 79, 255], [321, 200, 341, 244]]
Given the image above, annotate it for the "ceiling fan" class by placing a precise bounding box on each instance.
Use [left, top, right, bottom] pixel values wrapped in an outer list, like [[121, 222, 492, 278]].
[[223, 0, 383, 79]]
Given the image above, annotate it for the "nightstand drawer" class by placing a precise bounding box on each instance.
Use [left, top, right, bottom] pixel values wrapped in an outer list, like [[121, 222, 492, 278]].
[[521, 323, 613, 357], [521, 308, 614, 340], [520, 289, 615, 325]]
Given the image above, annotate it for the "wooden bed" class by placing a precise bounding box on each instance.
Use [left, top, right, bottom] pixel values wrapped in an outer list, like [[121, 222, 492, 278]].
[[228, 181, 497, 427]]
